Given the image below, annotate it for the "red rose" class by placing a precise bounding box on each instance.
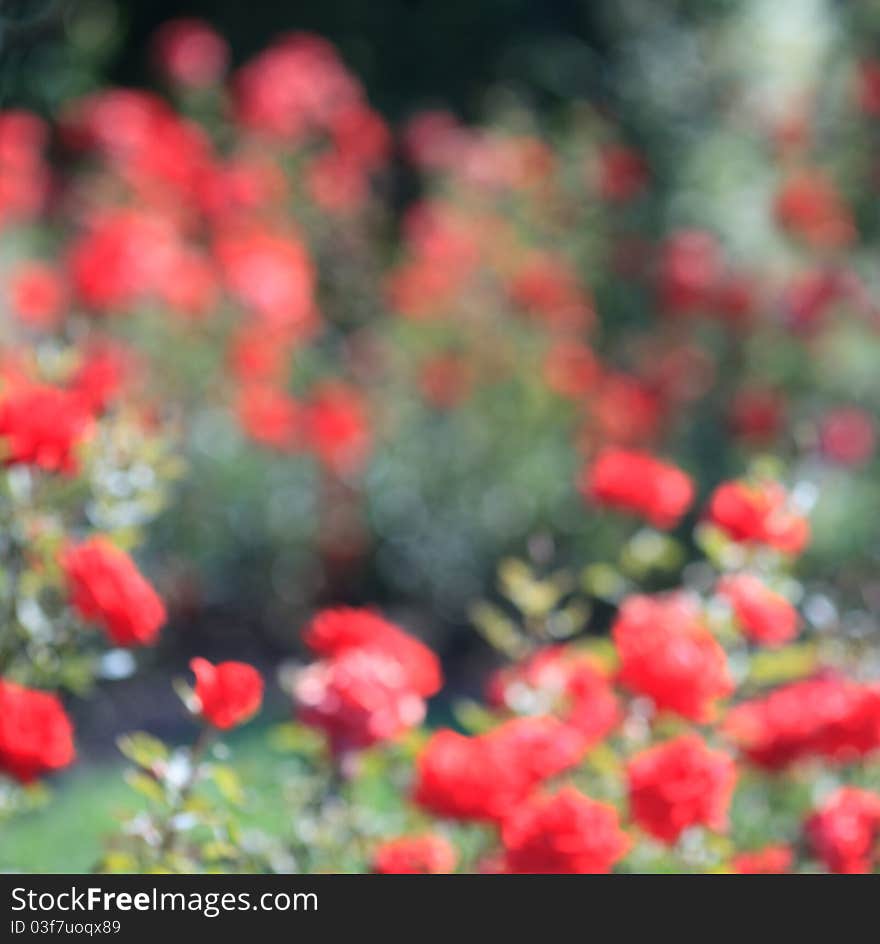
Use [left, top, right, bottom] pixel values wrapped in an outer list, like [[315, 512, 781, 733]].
[[627, 735, 737, 844], [372, 834, 457, 874], [215, 226, 316, 336], [806, 787, 880, 874], [774, 169, 854, 249], [0, 110, 48, 228], [723, 677, 880, 770], [228, 327, 290, 386], [413, 716, 586, 823], [596, 145, 648, 204], [69, 343, 131, 414], [67, 210, 181, 314], [151, 18, 229, 88], [233, 34, 362, 142], [704, 480, 809, 555], [818, 407, 876, 467], [502, 787, 630, 874], [235, 385, 302, 452], [716, 574, 799, 647], [613, 593, 733, 722], [728, 387, 786, 445], [781, 267, 849, 335], [581, 448, 694, 529], [62, 537, 166, 646], [296, 648, 427, 752], [8, 262, 66, 330], [489, 715, 587, 783], [297, 607, 442, 754], [507, 253, 594, 333], [303, 607, 441, 697], [191, 658, 264, 730], [487, 646, 619, 748], [414, 730, 506, 821], [733, 844, 793, 874], [0, 679, 75, 783], [857, 59, 880, 116], [585, 373, 661, 448], [304, 382, 371, 477], [657, 230, 722, 315], [0, 383, 93, 475]]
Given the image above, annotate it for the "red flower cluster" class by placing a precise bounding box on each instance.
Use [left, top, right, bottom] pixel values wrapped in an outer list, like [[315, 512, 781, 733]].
[[413, 716, 586, 823], [507, 253, 595, 333], [580, 448, 694, 529], [818, 406, 876, 467], [62, 537, 167, 647], [806, 787, 880, 873], [501, 787, 630, 873], [704, 480, 810, 555], [385, 202, 480, 320], [627, 735, 737, 844], [233, 33, 388, 211], [0, 383, 93, 475], [41, 31, 389, 481], [613, 593, 733, 721], [215, 227, 316, 336], [7, 262, 66, 330], [234, 34, 360, 140], [723, 676, 880, 770], [296, 649, 430, 753], [728, 387, 786, 445], [487, 646, 619, 748], [235, 386, 301, 452], [542, 340, 599, 399], [781, 266, 854, 335], [0, 110, 48, 230], [774, 169, 854, 249], [716, 574, 800, 647], [191, 658, 264, 730], [403, 112, 554, 191], [596, 145, 648, 204], [583, 373, 662, 448], [296, 607, 441, 754], [67, 210, 185, 314], [0, 680, 75, 783], [305, 382, 372, 477], [151, 18, 229, 89], [372, 834, 457, 874], [70, 343, 132, 414], [657, 230, 722, 315]]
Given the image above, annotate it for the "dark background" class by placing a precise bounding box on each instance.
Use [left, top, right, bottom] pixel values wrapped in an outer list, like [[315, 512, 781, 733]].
[[0, 0, 619, 118]]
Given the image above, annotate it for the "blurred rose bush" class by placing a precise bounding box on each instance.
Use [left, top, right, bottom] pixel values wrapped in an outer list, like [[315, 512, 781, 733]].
[[3, 4, 880, 872]]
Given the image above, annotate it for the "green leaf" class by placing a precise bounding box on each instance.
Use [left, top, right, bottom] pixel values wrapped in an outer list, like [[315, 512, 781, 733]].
[[124, 770, 166, 804], [267, 722, 323, 756], [468, 601, 527, 658], [201, 840, 237, 863], [117, 732, 169, 769], [210, 765, 245, 807], [581, 563, 628, 601], [452, 699, 500, 734], [748, 643, 819, 686]]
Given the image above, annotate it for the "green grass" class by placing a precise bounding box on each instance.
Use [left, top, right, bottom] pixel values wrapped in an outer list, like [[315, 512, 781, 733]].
[[1, 763, 132, 873], [0, 724, 297, 874]]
